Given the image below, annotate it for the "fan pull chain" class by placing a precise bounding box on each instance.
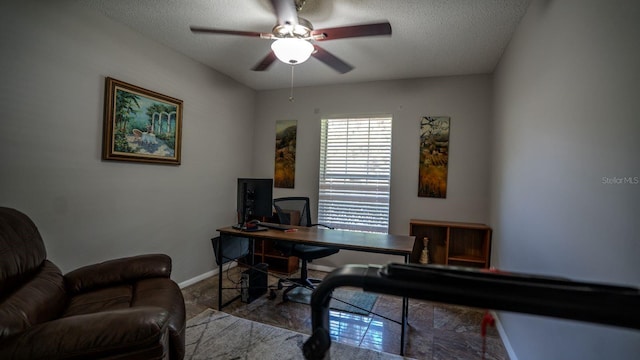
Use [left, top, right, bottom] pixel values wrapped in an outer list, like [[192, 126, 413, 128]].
[[289, 65, 295, 102]]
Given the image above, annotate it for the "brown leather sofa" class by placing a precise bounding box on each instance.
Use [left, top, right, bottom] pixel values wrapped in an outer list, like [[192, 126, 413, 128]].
[[0, 207, 186, 359]]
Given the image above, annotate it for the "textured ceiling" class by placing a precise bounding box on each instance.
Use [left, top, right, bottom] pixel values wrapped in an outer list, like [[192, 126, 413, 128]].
[[84, 0, 531, 90]]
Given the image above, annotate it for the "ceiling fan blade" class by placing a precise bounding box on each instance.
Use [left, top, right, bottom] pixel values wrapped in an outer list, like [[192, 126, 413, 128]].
[[270, 0, 299, 26], [312, 22, 392, 41], [312, 45, 353, 74], [190, 26, 266, 38], [251, 51, 278, 71]]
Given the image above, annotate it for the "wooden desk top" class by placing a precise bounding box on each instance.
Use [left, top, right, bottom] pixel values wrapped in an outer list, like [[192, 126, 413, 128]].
[[217, 224, 415, 257], [409, 218, 491, 230]]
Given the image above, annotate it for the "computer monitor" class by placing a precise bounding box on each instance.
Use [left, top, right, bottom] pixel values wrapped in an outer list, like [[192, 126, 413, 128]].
[[237, 178, 273, 227]]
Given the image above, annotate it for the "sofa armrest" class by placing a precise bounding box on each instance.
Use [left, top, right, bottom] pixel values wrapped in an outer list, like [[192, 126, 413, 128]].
[[64, 254, 172, 294], [0, 307, 170, 359]]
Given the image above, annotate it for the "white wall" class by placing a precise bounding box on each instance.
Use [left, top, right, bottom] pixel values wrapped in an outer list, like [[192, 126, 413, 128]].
[[0, 0, 256, 283], [491, 0, 640, 359], [253, 75, 493, 266]]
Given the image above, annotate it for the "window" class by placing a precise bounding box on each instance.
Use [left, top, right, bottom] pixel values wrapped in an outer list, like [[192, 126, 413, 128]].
[[318, 116, 392, 233]]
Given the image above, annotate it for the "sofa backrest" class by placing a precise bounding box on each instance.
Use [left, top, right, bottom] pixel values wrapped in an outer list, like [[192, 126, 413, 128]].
[[0, 207, 47, 293], [0, 207, 67, 340]]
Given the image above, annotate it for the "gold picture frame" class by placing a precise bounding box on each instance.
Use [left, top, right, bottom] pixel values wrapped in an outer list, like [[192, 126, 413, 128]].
[[102, 77, 183, 165]]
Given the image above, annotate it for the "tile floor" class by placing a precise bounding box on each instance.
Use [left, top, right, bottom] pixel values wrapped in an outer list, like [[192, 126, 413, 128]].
[[182, 266, 508, 360]]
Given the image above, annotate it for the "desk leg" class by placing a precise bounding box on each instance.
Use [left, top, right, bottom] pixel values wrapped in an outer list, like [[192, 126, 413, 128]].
[[400, 254, 409, 356], [217, 236, 223, 310], [217, 234, 244, 310], [250, 237, 255, 266]]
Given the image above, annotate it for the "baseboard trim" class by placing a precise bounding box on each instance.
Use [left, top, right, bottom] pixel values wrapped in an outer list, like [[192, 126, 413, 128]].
[[178, 262, 237, 289], [492, 311, 517, 360]]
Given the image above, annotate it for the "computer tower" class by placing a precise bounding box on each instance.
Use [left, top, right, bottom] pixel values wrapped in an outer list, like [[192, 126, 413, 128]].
[[240, 263, 268, 303]]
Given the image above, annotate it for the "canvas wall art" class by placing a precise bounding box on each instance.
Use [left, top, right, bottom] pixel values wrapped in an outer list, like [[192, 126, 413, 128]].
[[102, 77, 182, 165], [418, 116, 450, 198], [274, 119, 297, 188]]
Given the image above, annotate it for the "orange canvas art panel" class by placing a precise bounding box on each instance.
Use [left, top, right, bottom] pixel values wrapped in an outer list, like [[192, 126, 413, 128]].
[[418, 116, 450, 198], [274, 120, 297, 188]]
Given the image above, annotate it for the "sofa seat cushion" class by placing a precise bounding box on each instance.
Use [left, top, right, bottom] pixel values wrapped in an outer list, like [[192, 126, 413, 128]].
[[63, 277, 186, 360], [64, 277, 179, 315], [64, 284, 134, 317]]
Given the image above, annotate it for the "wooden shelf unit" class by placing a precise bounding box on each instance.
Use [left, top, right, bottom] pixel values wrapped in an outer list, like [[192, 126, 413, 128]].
[[409, 219, 492, 268], [238, 213, 299, 274], [247, 238, 299, 274]]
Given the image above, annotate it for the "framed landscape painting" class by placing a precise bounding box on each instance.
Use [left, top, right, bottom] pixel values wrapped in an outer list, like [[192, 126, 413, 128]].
[[418, 116, 450, 198], [274, 119, 297, 188], [102, 77, 183, 165]]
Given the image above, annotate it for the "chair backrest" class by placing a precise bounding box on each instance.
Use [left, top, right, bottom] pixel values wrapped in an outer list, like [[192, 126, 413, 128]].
[[273, 197, 312, 227]]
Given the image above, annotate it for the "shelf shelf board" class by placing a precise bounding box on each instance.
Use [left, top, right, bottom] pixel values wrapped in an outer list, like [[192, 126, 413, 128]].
[[263, 252, 290, 260], [448, 255, 486, 264]]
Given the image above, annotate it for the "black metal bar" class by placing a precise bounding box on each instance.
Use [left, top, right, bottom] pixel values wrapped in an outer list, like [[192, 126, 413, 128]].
[[221, 294, 241, 309], [400, 253, 409, 356], [217, 234, 256, 310], [303, 263, 640, 360], [248, 236, 255, 266], [217, 235, 223, 310]]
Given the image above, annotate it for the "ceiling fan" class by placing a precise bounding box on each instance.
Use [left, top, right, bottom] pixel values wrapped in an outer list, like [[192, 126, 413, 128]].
[[190, 0, 392, 74]]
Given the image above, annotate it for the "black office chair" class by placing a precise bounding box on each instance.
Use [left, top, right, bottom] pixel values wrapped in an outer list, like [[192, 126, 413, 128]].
[[273, 197, 339, 301]]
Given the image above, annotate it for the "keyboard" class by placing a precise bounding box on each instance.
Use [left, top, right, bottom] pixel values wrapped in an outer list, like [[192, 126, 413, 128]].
[[258, 222, 290, 231], [231, 224, 268, 232]]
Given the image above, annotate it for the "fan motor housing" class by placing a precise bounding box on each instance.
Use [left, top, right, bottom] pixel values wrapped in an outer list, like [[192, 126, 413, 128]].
[[273, 17, 313, 38]]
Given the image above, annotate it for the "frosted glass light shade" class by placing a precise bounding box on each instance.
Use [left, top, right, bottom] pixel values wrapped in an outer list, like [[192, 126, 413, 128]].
[[271, 38, 314, 65]]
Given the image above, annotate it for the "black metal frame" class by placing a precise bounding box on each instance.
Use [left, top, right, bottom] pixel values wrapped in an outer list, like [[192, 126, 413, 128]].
[[215, 227, 413, 354], [216, 234, 256, 310], [303, 263, 640, 360]]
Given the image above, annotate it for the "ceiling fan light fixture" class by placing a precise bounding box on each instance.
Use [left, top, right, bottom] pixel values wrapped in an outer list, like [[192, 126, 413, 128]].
[[271, 38, 314, 65]]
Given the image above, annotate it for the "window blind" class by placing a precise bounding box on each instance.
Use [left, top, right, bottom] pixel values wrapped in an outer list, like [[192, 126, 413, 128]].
[[318, 116, 392, 233]]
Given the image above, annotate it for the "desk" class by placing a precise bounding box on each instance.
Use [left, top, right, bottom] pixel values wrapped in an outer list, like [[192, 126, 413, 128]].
[[216, 224, 415, 355]]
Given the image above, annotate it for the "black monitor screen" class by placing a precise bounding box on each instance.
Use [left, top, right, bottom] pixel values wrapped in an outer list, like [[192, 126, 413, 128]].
[[237, 178, 273, 225]]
